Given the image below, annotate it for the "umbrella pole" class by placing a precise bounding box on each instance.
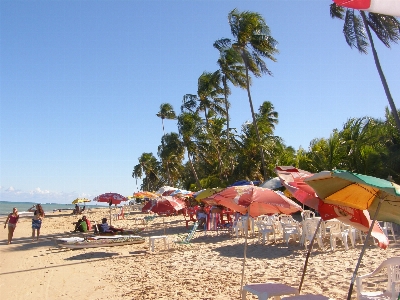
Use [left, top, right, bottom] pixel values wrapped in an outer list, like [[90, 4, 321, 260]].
[[110, 207, 112, 226], [240, 226, 248, 298], [346, 199, 383, 300], [299, 218, 322, 293]]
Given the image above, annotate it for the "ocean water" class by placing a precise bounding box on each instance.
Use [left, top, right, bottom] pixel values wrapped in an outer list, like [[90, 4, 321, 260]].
[[0, 201, 107, 217]]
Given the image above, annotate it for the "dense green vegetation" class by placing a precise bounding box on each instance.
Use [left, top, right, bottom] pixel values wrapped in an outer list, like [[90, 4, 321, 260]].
[[132, 9, 400, 191]]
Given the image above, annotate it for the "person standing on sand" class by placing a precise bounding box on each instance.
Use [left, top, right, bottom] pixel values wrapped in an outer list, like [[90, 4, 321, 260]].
[[28, 204, 45, 241], [4, 207, 19, 244]]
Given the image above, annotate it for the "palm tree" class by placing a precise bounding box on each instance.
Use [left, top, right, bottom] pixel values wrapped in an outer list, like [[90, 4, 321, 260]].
[[256, 101, 279, 134], [177, 112, 202, 189], [213, 39, 246, 150], [156, 103, 177, 185], [330, 3, 400, 133], [158, 132, 185, 186], [227, 8, 279, 179], [132, 152, 160, 191], [156, 103, 177, 136], [197, 71, 225, 126]]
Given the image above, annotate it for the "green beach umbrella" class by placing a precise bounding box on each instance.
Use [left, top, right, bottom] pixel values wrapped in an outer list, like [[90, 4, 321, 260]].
[[305, 170, 400, 224], [305, 169, 400, 300]]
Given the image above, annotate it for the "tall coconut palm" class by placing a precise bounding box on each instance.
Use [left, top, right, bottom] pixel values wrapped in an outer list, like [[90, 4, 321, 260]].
[[132, 152, 160, 191], [156, 103, 177, 185], [330, 3, 400, 133], [156, 103, 177, 136], [158, 132, 185, 186], [228, 8, 279, 179], [213, 38, 247, 150], [197, 71, 225, 126], [177, 112, 202, 189]]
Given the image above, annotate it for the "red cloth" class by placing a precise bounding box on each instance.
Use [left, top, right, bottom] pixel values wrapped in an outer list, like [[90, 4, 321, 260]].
[[85, 219, 92, 231]]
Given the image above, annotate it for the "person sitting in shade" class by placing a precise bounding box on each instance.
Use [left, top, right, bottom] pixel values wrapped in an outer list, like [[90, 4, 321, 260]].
[[73, 218, 87, 232], [196, 205, 207, 229], [99, 218, 123, 233], [82, 215, 91, 231], [73, 204, 80, 215]]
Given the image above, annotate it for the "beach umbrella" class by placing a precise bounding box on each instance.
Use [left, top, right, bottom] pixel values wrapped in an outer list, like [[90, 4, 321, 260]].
[[275, 166, 387, 244], [142, 196, 186, 234], [334, 0, 400, 16], [275, 166, 319, 209], [208, 185, 303, 217], [304, 170, 400, 300], [93, 193, 128, 225], [229, 180, 260, 186], [155, 186, 177, 196], [206, 185, 302, 296], [193, 188, 224, 202], [169, 189, 192, 197], [142, 197, 186, 215], [133, 191, 159, 199], [274, 166, 388, 294], [258, 177, 282, 190], [72, 198, 91, 204]]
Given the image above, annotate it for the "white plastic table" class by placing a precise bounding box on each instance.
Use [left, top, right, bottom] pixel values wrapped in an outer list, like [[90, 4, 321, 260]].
[[149, 235, 168, 252], [242, 283, 299, 300]]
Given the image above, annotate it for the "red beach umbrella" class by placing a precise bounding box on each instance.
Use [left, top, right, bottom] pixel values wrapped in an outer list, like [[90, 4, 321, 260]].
[[334, 0, 400, 17], [142, 196, 186, 215], [93, 192, 127, 205], [93, 192, 128, 225]]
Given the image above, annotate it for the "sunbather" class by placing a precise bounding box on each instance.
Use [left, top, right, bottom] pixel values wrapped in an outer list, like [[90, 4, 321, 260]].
[[99, 218, 123, 233], [196, 205, 207, 228]]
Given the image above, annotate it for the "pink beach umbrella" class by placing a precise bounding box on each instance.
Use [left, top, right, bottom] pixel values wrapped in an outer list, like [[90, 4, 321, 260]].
[[205, 185, 303, 296], [207, 185, 303, 217]]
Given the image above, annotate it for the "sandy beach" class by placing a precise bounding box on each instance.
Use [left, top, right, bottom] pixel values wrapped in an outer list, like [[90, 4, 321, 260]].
[[0, 207, 398, 300]]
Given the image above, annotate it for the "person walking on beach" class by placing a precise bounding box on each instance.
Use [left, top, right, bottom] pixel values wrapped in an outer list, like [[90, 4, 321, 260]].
[[4, 207, 19, 244], [28, 204, 45, 241]]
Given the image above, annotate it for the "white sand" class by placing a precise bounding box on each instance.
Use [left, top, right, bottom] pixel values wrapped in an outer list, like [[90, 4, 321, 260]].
[[0, 208, 398, 299]]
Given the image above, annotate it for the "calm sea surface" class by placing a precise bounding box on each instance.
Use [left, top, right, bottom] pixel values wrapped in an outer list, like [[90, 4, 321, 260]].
[[0, 201, 107, 217]]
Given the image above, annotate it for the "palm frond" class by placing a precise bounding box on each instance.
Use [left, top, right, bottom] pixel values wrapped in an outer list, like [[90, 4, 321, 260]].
[[344, 9, 368, 53], [330, 3, 345, 19], [367, 13, 400, 48]]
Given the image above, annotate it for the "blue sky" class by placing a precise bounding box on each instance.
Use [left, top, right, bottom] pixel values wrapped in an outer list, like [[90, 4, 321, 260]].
[[1, 0, 399, 204]]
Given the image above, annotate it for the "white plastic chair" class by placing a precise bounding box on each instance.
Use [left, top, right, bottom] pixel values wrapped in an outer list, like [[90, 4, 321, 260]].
[[347, 226, 364, 247], [356, 256, 400, 300], [255, 220, 276, 244], [280, 214, 295, 225], [382, 222, 397, 243], [281, 222, 301, 246], [325, 220, 350, 251], [301, 210, 315, 220], [301, 218, 324, 250], [232, 215, 245, 238]]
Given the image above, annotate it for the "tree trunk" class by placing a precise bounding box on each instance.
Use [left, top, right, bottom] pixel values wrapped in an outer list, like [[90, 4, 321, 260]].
[[161, 119, 171, 186], [187, 149, 202, 190], [361, 11, 400, 134], [243, 57, 268, 179], [223, 75, 235, 175]]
